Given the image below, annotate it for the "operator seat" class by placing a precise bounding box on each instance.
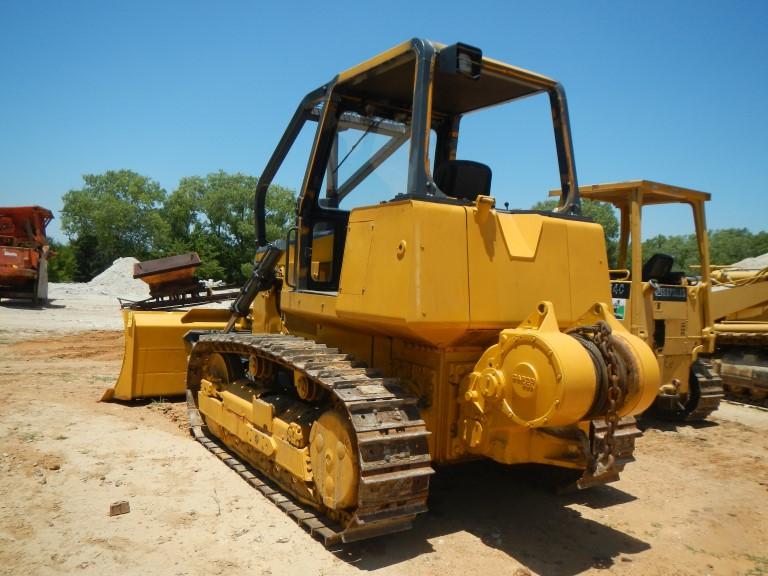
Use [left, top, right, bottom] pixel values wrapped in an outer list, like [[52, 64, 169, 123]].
[[434, 160, 492, 201], [642, 252, 685, 284]]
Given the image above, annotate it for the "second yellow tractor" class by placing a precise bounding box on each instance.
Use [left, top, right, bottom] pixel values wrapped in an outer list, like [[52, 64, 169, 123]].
[[568, 180, 768, 419]]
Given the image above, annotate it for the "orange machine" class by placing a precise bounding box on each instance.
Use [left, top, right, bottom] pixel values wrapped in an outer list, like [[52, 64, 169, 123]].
[[0, 206, 54, 304]]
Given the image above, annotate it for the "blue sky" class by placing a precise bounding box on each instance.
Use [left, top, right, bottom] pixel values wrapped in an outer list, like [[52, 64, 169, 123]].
[[1, 0, 766, 241]]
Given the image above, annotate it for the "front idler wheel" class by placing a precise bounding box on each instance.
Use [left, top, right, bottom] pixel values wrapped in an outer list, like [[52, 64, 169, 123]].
[[310, 409, 359, 510]]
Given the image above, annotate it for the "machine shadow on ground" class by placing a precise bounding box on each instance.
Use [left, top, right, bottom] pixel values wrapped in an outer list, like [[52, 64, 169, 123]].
[[336, 460, 649, 575], [638, 416, 719, 433], [132, 400, 650, 574], [0, 298, 66, 310]]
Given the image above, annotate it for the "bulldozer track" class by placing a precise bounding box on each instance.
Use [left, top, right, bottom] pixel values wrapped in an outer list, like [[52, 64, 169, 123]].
[[186, 332, 434, 546], [719, 370, 768, 408], [713, 334, 768, 408], [715, 332, 768, 347], [723, 399, 768, 412], [721, 386, 768, 408], [685, 359, 724, 421]]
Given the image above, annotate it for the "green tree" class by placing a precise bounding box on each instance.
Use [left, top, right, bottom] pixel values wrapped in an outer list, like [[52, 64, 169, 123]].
[[531, 199, 620, 266], [642, 233, 700, 273], [46, 239, 77, 282], [162, 178, 204, 251], [264, 184, 296, 243], [61, 170, 168, 279], [709, 228, 768, 267], [167, 171, 296, 282], [642, 229, 768, 274], [170, 171, 255, 281], [59, 169, 297, 284]]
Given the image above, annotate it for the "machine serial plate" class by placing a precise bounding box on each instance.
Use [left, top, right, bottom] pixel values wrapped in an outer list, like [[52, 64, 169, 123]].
[[652, 286, 687, 302]]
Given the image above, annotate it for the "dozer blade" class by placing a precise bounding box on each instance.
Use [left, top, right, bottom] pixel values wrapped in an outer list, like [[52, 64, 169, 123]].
[[103, 308, 231, 401]]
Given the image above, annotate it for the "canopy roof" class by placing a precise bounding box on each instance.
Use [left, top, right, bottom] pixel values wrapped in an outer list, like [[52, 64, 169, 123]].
[[334, 39, 558, 118], [550, 180, 711, 207]]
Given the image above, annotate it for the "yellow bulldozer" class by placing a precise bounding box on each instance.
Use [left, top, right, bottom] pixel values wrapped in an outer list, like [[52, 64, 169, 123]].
[[563, 180, 768, 419], [106, 39, 661, 544]]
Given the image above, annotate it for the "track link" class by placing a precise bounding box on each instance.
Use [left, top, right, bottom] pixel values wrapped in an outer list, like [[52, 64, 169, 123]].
[[685, 359, 724, 421], [714, 335, 768, 407], [648, 359, 723, 421], [186, 332, 433, 546]]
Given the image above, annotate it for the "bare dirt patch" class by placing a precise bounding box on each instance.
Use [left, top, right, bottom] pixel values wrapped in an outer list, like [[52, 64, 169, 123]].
[[1, 327, 767, 576], [8, 330, 125, 361]]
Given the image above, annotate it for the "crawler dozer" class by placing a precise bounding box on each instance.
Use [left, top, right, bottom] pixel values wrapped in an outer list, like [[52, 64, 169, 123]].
[[114, 39, 660, 544], [710, 257, 768, 405], [569, 180, 768, 418]]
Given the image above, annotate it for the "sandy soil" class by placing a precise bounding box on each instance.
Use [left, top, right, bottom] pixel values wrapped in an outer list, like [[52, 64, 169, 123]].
[[0, 289, 125, 336], [1, 297, 767, 576]]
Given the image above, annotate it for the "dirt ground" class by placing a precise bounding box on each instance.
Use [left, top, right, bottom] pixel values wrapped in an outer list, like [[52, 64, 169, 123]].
[[1, 297, 767, 576]]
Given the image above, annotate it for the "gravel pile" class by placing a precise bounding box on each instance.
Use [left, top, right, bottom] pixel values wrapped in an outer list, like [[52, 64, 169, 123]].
[[88, 257, 149, 296], [728, 252, 768, 270], [49, 257, 150, 300]]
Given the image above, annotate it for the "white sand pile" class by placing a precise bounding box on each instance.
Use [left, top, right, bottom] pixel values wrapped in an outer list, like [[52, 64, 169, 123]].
[[727, 252, 768, 270], [88, 257, 149, 298], [49, 257, 150, 301]]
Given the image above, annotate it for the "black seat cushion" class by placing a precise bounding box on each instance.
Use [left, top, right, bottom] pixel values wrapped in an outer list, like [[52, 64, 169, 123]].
[[642, 253, 675, 282], [433, 160, 492, 201]]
